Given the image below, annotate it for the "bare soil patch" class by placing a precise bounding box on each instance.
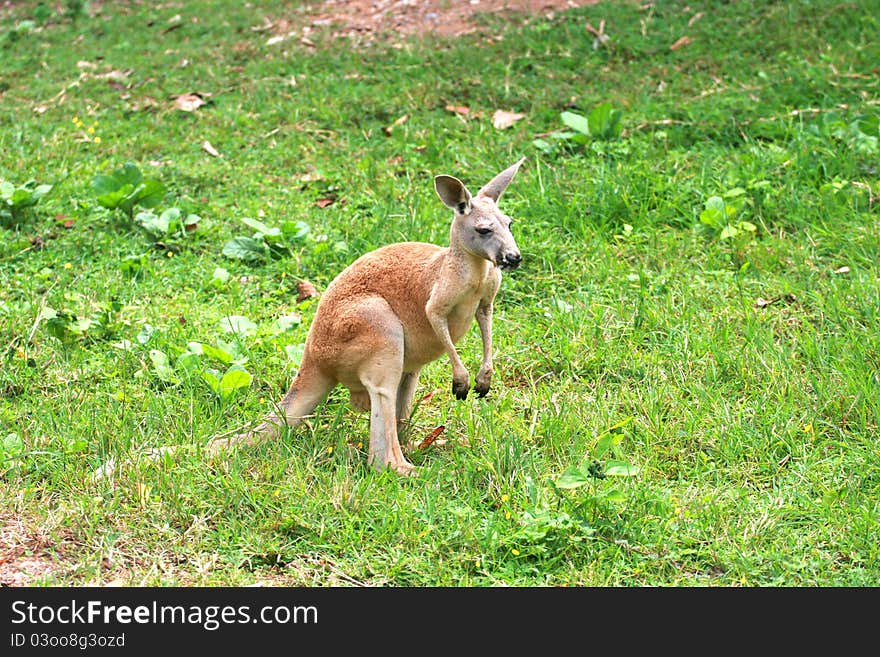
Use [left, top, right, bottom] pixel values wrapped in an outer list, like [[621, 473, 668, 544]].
[[0, 511, 64, 587], [296, 0, 601, 42]]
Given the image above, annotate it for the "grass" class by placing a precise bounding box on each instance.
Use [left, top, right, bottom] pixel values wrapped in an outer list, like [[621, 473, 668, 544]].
[[0, 0, 878, 586]]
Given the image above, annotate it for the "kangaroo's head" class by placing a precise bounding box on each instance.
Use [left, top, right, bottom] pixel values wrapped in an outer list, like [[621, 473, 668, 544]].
[[434, 158, 525, 272]]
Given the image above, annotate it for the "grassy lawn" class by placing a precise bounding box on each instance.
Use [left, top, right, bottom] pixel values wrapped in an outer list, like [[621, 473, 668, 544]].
[[1, 0, 878, 586]]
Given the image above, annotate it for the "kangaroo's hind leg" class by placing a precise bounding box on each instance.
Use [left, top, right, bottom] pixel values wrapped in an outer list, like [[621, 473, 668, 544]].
[[207, 359, 334, 457], [349, 300, 414, 475]]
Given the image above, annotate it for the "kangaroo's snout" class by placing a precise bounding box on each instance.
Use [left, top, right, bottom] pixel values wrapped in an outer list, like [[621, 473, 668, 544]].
[[500, 251, 522, 271]]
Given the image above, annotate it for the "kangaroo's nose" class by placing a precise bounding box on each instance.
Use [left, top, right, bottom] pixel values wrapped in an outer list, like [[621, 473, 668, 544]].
[[502, 252, 522, 270]]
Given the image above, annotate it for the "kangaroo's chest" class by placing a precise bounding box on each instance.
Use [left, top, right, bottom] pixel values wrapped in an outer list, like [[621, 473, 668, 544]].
[[446, 297, 482, 342], [447, 273, 497, 341]]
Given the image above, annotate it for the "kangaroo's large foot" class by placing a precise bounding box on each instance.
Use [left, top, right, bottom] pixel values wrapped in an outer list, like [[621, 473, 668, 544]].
[[393, 460, 418, 476], [205, 435, 237, 459]]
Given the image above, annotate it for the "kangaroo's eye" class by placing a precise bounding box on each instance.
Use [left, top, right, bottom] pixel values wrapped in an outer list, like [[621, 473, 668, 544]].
[[476, 227, 492, 235]]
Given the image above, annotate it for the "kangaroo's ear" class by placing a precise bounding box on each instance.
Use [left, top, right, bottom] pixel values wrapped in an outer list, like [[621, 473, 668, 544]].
[[434, 175, 473, 214], [477, 157, 526, 203]]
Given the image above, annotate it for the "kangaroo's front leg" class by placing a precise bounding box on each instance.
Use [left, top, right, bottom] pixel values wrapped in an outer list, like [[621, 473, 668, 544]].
[[474, 300, 494, 397], [426, 298, 470, 400]]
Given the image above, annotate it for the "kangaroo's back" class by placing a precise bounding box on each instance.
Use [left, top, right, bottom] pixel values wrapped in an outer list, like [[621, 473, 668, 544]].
[[307, 241, 448, 371], [321, 241, 443, 319]]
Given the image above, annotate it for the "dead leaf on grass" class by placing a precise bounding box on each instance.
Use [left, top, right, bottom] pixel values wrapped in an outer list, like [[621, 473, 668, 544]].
[[93, 69, 132, 83], [832, 265, 850, 275], [754, 294, 797, 308], [201, 140, 220, 157], [492, 109, 525, 130], [266, 33, 293, 46], [129, 96, 158, 112], [315, 198, 335, 208], [670, 35, 692, 51], [445, 104, 470, 116], [419, 388, 442, 404], [687, 11, 705, 27], [297, 280, 318, 301], [173, 92, 210, 112], [418, 425, 445, 450], [585, 20, 610, 48], [383, 114, 408, 136]]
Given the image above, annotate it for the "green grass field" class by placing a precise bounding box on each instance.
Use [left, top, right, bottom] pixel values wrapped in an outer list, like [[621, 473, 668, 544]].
[[1, 0, 878, 586]]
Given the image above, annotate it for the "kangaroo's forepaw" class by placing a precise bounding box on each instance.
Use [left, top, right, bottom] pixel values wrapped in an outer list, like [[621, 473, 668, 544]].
[[475, 367, 492, 397], [452, 379, 470, 400]]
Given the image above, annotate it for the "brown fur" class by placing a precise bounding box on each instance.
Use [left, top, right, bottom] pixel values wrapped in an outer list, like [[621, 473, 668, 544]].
[[207, 159, 525, 474]]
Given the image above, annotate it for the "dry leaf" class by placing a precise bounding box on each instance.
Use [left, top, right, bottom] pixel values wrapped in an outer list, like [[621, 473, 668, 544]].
[[754, 294, 797, 308], [383, 114, 409, 136], [93, 69, 132, 82], [201, 140, 220, 157], [162, 14, 183, 34], [832, 265, 850, 275], [418, 425, 446, 450], [297, 280, 318, 302], [315, 198, 335, 208], [670, 35, 692, 51], [687, 11, 705, 27], [173, 92, 208, 112], [130, 96, 158, 112], [445, 104, 470, 116], [585, 20, 610, 48], [419, 388, 442, 404], [492, 109, 525, 130]]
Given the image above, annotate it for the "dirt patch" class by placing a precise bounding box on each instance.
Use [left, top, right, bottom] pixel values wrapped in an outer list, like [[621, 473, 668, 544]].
[[0, 512, 65, 587], [281, 0, 601, 43]]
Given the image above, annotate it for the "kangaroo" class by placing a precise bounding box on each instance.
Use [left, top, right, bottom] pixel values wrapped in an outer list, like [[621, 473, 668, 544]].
[[207, 158, 526, 474]]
